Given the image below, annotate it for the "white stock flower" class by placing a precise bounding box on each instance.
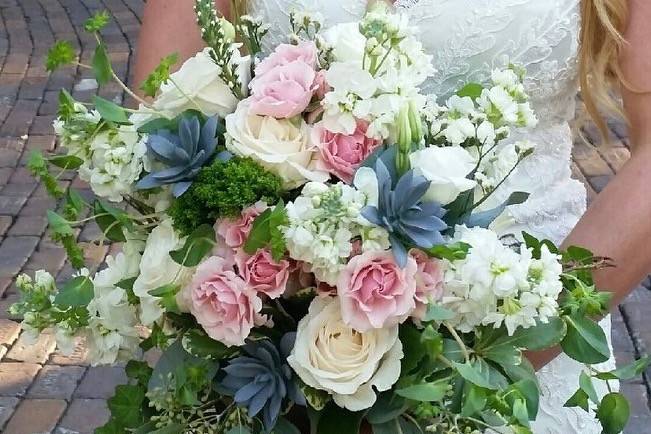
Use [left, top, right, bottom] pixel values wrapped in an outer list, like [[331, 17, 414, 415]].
[[132, 219, 194, 325], [154, 47, 250, 118], [226, 101, 328, 189], [86, 287, 140, 365], [322, 23, 366, 64], [409, 146, 477, 205], [79, 125, 148, 202], [287, 297, 403, 411], [477, 86, 519, 125]]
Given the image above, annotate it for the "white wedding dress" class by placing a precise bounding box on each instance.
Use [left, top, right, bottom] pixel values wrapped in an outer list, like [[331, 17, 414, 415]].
[[249, 0, 618, 432]]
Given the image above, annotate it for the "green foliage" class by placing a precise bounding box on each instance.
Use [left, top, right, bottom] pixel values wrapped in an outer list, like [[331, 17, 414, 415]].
[[315, 403, 364, 434], [84, 10, 111, 32], [93, 200, 132, 242], [243, 201, 288, 261], [46, 40, 76, 72], [169, 224, 215, 267], [456, 82, 484, 99], [561, 314, 610, 364], [140, 53, 179, 98], [48, 154, 84, 170], [148, 284, 182, 314], [168, 157, 285, 235], [107, 384, 147, 428], [54, 276, 94, 307], [597, 392, 630, 434], [46, 210, 85, 269], [396, 382, 448, 402], [93, 96, 130, 124], [57, 89, 77, 121], [595, 355, 651, 381], [426, 242, 470, 261], [27, 151, 64, 199], [92, 42, 112, 86], [181, 329, 238, 360], [422, 304, 455, 322], [126, 360, 154, 387]]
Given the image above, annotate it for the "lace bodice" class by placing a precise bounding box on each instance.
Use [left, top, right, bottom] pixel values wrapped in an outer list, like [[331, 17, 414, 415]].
[[249, 1, 617, 433]]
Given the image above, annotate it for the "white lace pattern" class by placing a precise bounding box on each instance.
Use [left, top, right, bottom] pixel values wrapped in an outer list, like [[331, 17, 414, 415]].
[[249, 1, 617, 432]]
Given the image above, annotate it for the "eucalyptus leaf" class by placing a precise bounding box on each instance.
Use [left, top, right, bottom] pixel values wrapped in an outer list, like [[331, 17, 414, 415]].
[[94, 95, 130, 124], [54, 275, 93, 307], [396, 382, 447, 402], [482, 317, 567, 352], [561, 315, 610, 364], [92, 42, 112, 85], [169, 224, 215, 266]]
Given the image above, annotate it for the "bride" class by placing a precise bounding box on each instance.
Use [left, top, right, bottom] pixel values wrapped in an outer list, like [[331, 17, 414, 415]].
[[133, 1, 651, 432]]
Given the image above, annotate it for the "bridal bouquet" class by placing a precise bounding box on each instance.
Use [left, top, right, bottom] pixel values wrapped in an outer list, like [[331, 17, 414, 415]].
[[12, 3, 647, 434]]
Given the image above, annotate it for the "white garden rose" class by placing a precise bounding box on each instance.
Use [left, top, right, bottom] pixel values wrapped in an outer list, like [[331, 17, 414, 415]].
[[153, 47, 250, 118], [287, 297, 403, 411], [132, 219, 194, 325], [409, 146, 477, 205], [226, 101, 329, 189]]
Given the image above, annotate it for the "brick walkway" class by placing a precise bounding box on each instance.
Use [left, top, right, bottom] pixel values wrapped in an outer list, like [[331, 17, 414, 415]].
[[0, 1, 650, 433]]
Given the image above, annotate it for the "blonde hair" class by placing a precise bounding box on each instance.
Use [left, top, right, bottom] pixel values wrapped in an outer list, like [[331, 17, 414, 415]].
[[579, 0, 629, 137]]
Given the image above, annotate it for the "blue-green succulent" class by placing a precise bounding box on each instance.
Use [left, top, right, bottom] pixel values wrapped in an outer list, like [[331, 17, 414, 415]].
[[137, 115, 227, 197]]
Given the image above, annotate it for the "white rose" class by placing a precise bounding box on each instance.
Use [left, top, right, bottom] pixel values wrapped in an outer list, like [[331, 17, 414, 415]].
[[322, 23, 366, 64], [132, 219, 194, 325], [154, 47, 250, 118], [409, 146, 477, 205], [226, 101, 329, 189], [287, 297, 403, 411]]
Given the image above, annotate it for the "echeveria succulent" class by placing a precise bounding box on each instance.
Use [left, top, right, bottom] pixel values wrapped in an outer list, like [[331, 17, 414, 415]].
[[361, 154, 448, 266], [220, 334, 305, 432], [136, 115, 225, 197]]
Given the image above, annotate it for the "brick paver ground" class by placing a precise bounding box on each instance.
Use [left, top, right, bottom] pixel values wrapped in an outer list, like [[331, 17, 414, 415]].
[[0, 1, 650, 433]]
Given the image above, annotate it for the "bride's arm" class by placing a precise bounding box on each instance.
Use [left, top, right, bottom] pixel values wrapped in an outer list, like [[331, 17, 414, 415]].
[[132, 0, 231, 95], [528, 0, 651, 370]]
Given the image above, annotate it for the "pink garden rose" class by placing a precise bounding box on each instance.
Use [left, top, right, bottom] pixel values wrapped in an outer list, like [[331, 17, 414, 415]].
[[234, 248, 292, 299], [255, 41, 318, 76], [313, 69, 330, 100], [314, 120, 382, 183], [337, 251, 417, 332], [410, 249, 445, 321], [215, 201, 268, 249], [249, 60, 317, 119], [189, 256, 265, 346]]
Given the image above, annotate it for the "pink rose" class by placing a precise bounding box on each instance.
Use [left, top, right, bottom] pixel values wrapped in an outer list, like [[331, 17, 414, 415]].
[[249, 60, 317, 119], [235, 248, 292, 299], [337, 251, 417, 332], [189, 256, 265, 346], [216, 202, 268, 249], [410, 249, 445, 321], [255, 41, 318, 76], [313, 70, 330, 100], [314, 120, 382, 183]]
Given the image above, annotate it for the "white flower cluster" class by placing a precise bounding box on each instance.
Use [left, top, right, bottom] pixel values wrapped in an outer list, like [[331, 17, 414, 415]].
[[441, 226, 562, 335], [320, 5, 434, 139], [282, 182, 389, 285], [425, 67, 538, 148], [52, 102, 102, 159], [475, 140, 535, 193], [78, 125, 149, 202]]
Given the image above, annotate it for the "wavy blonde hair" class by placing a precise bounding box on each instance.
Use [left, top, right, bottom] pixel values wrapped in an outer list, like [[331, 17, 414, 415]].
[[230, 0, 629, 134], [579, 0, 629, 136]]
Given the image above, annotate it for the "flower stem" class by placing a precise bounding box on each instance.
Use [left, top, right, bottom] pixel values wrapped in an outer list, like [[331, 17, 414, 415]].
[[444, 321, 470, 363]]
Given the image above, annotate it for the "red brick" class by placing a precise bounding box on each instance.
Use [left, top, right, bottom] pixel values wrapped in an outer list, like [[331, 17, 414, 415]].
[[58, 398, 110, 433], [23, 244, 67, 274], [7, 215, 47, 236], [0, 196, 26, 215], [3, 398, 66, 434], [0, 320, 21, 347], [27, 364, 86, 399], [0, 397, 19, 431], [0, 182, 36, 196], [0, 236, 38, 278], [74, 366, 128, 399], [0, 362, 41, 397], [5, 331, 56, 364], [49, 337, 90, 366]]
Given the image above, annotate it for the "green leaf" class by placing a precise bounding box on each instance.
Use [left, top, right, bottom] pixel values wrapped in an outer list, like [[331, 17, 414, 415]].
[[107, 384, 146, 428], [46, 40, 76, 72], [442, 338, 465, 363], [456, 82, 484, 99], [47, 210, 74, 237], [483, 317, 567, 352], [453, 361, 498, 390], [564, 388, 590, 412], [57, 89, 76, 121], [399, 323, 428, 374], [93, 96, 130, 124], [169, 224, 215, 267], [513, 398, 530, 427], [148, 284, 181, 314], [93, 200, 129, 242], [580, 371, 599, 404], [316, 404, 364, 434], [372, 418, 421, 434], [483, 343, 522, 366], [148, 424, 185, 434], [273, 418, 301, 434], [426, 242, 470, 261], [396, 382, 447, 402], [181, 329, 237, 360], [461, 384, 487, 417], [596, 355, 651, 381], [140, 53, 179, 98], [366, 392, 409, 425], [422, 304, 455, 322], [84, 10, 110, 32], [596, 392, 630, 434], [48, 154, 84, 170], [561, 315, 610, 364], [125, 360, 153, 386], [95, 418, 125, 434], [54, 276, 93, 307], [243, 201, 288, 260], [512, 379, 540, 419], [225, 427, 252, 434], [63, 188, 86, 220], [420, 324, 444, 359], [92, 42, 112, 86]]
